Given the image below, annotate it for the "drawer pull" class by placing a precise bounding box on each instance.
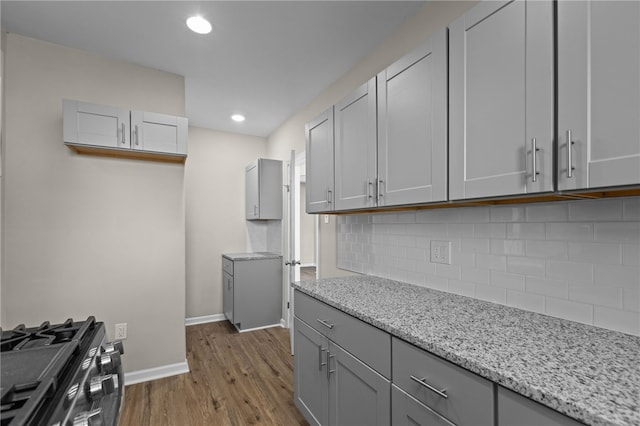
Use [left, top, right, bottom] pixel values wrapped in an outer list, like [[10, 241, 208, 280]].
[[317, 319, 335, 329], [410, 375, 448, 399], [319, 346, 327, 370], [327, 351, 335, 378]]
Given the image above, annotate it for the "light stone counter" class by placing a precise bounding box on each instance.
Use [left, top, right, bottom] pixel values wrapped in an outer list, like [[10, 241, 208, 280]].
[[222, 252, 281, 261], [292, 276, 640, 426]]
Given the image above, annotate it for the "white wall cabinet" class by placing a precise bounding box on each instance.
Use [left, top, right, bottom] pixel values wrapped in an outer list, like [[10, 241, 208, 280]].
[[449, 0, 554, 200], [377, 28, 448, 206], [63, 99, 188, 162], [334, 78, 377, 211], [245, 158, 283, 220], [305, 108, 335, 213], [557, 1, 640, 191]]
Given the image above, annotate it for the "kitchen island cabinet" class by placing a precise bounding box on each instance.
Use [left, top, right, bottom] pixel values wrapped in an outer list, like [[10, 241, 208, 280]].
[[557, 1, 640, 191], [292, 276, 639, 426], [222, 253, 282, 332]]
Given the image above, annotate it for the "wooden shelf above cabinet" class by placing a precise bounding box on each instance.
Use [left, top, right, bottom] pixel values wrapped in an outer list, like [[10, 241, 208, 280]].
[[65, 143, 186, 164]]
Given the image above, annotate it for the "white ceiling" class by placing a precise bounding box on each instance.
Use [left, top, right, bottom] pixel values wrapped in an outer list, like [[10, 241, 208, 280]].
[[1, 1, 425, 137]]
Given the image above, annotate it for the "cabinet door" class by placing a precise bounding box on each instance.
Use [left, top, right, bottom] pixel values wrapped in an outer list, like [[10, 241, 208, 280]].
[[306, 108, 335, 213], [392, 386, 456, 426], [130, 110, 188, 155], [328, 341, 390, 426], [223, 271, 234, 323], [449, 0, 554, 200], [63, 99, 130, 149], [558, 1, 640, 190], [294, 318, 329, 426], [497, 386, 584, 426], [245, 161, 260, 219], [334, 78, 377, 211], [377, 28, 447, 207]]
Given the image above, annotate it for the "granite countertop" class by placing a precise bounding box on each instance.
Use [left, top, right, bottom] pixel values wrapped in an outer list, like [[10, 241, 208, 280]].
[[292, 276, 640, 426], [222, 252, 282, 261]]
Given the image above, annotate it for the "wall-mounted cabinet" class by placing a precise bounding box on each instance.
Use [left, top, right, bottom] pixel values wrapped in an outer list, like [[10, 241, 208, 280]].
[[449, 0, 554, 200], [245, 158, 283, 220], [305, 108, 335, 213], [63, 99, 187, 163], [557, 0, 640, 191]]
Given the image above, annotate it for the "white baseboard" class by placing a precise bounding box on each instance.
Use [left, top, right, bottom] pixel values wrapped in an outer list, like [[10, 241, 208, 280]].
[[237, 322, 283, 333], [124, 359, 190, 386], [185, 314, 226, 326]]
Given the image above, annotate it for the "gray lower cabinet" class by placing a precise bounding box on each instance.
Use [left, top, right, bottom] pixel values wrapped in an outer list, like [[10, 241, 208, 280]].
[[222, 255, 282, 331], [392, 337, 493, 426], [293, 291, 391, 426], [497, 386, 585, 426], [392, 385, 455, 426]]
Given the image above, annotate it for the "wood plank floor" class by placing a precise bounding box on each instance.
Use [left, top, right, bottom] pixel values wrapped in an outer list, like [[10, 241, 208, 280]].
[[119, 321, 309, 426]]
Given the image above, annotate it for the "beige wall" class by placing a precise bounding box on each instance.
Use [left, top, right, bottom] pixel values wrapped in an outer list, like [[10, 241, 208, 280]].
[[2, 33, 186, 373], [267, 1, 477, 278], [299, 183, 315, 266], [185, 127, 266, 318]]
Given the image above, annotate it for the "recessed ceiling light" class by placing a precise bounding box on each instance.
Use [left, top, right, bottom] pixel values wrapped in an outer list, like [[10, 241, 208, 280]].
[[231, 114, 246, 122], [186, 15, 212, 34]]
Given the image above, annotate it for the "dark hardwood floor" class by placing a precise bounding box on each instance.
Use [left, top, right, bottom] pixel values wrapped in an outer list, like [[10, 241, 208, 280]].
[[119, 321, 309, 426]]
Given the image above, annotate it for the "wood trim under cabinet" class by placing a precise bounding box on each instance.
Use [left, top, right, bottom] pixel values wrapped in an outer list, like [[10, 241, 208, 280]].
[[66, 143, 186, 164]]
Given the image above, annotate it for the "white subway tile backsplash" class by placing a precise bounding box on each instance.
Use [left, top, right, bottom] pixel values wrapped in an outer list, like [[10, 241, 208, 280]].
[[506, 223, 545, 240], [507, 290, 545, 314], [546, 223, 594, 241], [490, 271, 526, 291], [569, 199, 623, 221], [475, 284, 507, 304], [594, 307, 640, 335], [546, 298, 593, 325], [525, 240, 568, 259], [336, 196, 640, 335], [526, 276, 568, 299], [526, 203, 568, 222], [568, 242, 622, 265], [594, 222, 640, 244]]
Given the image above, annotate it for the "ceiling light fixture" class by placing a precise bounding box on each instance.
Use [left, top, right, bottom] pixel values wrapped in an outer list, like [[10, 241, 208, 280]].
[[186, 15, 212, 34], [231, 114, 246, 122]]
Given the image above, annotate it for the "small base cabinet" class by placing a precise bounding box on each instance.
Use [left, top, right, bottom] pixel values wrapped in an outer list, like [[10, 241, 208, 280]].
[[293, 291, 391, 426], [222, 254, 282, 332], [497, 386, 585, 426]]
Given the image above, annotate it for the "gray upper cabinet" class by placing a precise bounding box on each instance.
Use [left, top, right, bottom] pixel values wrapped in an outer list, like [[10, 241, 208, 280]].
[[558, 1, 640, 191], [305, 108, 335, 213], [63, 99, 188, 161], [334, 78, 377, 211], [63, 99, 130, 149], [449, 0, 554, 200], [245, 158, 283, 220], [377, 28, 448, 206], [130, 110, 187, 155]]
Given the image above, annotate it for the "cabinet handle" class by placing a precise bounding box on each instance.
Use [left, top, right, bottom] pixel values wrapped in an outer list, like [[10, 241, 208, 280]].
[[326, 351, 335, 378], [567, 130, 575, 178], [121, 123, 126, 145], [134, 125, 139, 146], [410, 375, 448, 399], [531, 138, 540, 183], [367, 180, 373, 199], [319, 346, 327, 370], [254, 205, 257, 217], [326, 188, 332, 205], [316, 319, 334, 329], [377, 179, 384, 198]]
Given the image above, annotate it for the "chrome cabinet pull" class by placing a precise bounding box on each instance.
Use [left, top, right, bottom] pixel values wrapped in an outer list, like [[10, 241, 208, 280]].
[[378, 179, 384, 198], [410, 375, 448, 399], [253, 205, 257, 217], [531, 138, 540, 183], [367, 180, 373, 199], [121, 123, 126, 145], [134, 125, 139, 146], [327, 189, 332, 204], [316, 319, 334, 329], [326, 351, 335, 378], [567, 130, 575, 178], [319, 346, 327, 370]]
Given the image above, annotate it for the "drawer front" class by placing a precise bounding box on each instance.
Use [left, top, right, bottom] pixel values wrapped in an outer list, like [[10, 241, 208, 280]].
[[294, 290, 391, 379], [392, 337, 494, 426], [392, 385, 457, 426], [222, 257, 234, 275]]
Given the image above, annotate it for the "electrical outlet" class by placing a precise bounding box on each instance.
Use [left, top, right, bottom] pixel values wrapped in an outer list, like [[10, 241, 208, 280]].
[[324, 215, 330, 224], [115, 323, 127, 340], [430, 240, 451, 264]]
